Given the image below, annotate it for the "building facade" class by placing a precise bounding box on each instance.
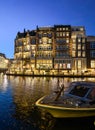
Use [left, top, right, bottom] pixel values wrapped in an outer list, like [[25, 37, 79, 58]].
[[7, 25, 95, 76], [86, 36, 95, 74], [0, 53, 9, 73]]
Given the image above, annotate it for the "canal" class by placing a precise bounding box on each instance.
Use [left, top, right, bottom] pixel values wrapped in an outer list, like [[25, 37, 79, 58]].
[[0, 74, 95, 130]]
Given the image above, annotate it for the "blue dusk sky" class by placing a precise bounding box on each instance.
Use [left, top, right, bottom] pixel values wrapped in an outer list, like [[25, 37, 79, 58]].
[[0, 0, 95, 58]]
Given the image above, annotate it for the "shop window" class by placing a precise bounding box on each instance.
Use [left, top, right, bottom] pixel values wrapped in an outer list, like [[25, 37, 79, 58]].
[[91, 60, 95, 68]]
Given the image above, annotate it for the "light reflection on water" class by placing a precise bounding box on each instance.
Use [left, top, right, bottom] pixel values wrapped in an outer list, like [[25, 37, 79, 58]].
[[0, 74, 95, 130]]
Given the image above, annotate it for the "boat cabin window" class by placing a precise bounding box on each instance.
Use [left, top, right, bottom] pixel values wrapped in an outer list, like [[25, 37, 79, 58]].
[[69, 85, 90, 97], [87, 88, 95, 100]]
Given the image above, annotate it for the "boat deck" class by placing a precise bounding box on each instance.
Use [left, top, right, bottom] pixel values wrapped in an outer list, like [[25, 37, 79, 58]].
[[40, 93, 95, 108]]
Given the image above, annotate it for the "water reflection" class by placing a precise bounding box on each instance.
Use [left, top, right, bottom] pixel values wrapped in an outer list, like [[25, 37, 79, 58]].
[[0, 75, 8, 92], [0, 74, 95, 129]]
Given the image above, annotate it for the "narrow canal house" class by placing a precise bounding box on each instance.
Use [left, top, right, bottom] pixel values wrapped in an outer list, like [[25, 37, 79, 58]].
[[86, 36, 95, 74], [7, 25, 95, 75]]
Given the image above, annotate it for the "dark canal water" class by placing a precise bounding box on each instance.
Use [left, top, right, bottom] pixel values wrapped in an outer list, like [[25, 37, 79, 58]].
[[0, 74, 95, 130]]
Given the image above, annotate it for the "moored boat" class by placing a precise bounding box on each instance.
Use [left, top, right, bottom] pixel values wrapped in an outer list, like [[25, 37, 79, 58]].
[[36, 81, 95, 118]]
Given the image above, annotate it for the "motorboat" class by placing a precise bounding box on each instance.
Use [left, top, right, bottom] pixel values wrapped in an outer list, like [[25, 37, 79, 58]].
[[36, 81, 95, 118]]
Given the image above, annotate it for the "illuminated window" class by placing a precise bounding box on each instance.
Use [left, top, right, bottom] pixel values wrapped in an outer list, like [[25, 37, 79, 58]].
[[60, 32, 62, 37], [91, 60, 95, 68], [82, 51, 85, 57], [23, 54, 26, 58], [63, 32, 65, 36], [31, 46, 35, 50], [39, 39, 42, 43], [56, 28, 59, 31], [60, 28, 62, 31], [26, 45, 30, 50], [63, 28, 65, 30], [54, 64, 58, 69], [82, 44, 85, 50], [78, 44, 81, 50], [78, 38, 81, 42], [48, 39, 52, 43], [66, 28, 68, 30], [66, 39, 69, 43], [67, 63, 71, 68], [82, 38, 85, 43], [78, 51, 81, 57], [42, 37, 48, 44], [72, 39, 76, 43], [72, 44, 76, 50], [23, 42, 26, 45], [63, 64, 66, 69], [66, 32, 69, 36], [72, 35, 77, 39], [59, 64, 62, 68]]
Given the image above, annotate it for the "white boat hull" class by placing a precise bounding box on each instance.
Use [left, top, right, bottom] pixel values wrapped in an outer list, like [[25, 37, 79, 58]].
[[36, 97, 95, 118], [36, 81, 95, 118]]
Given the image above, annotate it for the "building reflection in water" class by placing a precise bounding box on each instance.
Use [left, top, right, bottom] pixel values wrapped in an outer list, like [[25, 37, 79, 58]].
[[8, 76, 60, 129], [0, 74, 95, 130], [0, 74, 8, 92]]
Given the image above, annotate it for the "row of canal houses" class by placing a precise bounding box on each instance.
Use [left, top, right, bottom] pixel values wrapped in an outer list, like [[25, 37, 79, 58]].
[[1, 25, 95, 76]]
